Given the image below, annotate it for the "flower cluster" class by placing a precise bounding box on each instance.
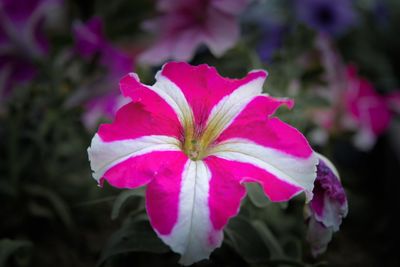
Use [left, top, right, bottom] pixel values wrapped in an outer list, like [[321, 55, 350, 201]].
[[0, 0, 61, 100]]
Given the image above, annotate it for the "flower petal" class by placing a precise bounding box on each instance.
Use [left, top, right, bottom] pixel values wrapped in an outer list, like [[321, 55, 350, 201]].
[[212, 0, 249, 15], [306, 217, 333, 257], [216, 98, 309, 158], [203, 8, 239, 56], [310, 154, 348, 230], [205, 95, 292, 146], [210, 138, 317, 200], [88, 134, 181, 186], [157, 62, 267, 127], [147, 159, 218, 266], [97, 74, 182, 142]]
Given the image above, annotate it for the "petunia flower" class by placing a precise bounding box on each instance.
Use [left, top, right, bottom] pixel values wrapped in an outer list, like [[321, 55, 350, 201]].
[[87, 62, 318, 265], [138, 0, 249, 65], [310, 37, 395, 150], [345, 65, 392, 150], [0, 0, 61, 100], [72, 17, 133, 129], [295, 0, 356, 36], [305, 153, 348, 257]]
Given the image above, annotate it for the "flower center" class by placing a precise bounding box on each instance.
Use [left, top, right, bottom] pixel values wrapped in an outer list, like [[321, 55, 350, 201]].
[[181, 121, 220, 161], [184, 138, 203, 161]]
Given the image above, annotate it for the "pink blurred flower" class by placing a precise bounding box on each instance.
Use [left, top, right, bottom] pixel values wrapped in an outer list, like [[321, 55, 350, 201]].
[[88, 62, 318, 265], [0, 0, 61, 100], [305, 154, 348, 257], [139, 0, 249, 65], [344, 65, 392, 149], [72, 17, 133, 129], [310, 36, 396, 150]]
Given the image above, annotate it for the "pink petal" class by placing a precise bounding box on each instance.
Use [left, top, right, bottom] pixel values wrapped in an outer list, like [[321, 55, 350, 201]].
[[212, 0, 249, 15], [88, 134, 181, 184], [205, 156, 301, 230], [98, 74, 182, 142], [217, 97, 311, 158], [145, 153, 189, 235], [345, 66, 392, 136], [104, 151, 186, 189], [209, 139, 317, 200], [204, 7, 239, 56], [147, 160, 220, 265], [159, 62, 267, 127]]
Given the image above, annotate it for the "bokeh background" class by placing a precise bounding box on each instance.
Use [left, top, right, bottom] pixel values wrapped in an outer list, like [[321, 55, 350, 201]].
[[1, 0, 399, 266]]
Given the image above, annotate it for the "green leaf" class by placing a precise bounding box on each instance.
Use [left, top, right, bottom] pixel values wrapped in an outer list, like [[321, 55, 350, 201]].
[[111, 188, 145, 220], [0, 239, 32, 267], [246, 183, 271, 208], [23, 184, 74, 231], [97, 217, 169, 266], [282, 237, 302, 260], [252, 220, 284, 259], [224, 216, 270, 263]]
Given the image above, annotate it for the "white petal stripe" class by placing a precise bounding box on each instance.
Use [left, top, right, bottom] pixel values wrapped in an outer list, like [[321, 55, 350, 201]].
[[159, 160, 221, 266], [87, 134, 181, 182], [209, 138, 318, 201], [204, 75, 266, 134], [152, 72, 194, 126]]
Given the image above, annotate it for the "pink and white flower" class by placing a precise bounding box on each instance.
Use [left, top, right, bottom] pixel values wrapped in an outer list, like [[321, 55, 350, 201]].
[[87, 62, 318, 265], [305, 153, 348, 257], [139, 0, 249, 65]]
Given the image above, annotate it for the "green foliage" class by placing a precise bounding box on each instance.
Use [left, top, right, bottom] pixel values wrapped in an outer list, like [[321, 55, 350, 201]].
[[98, 216, 169, 266], [0, 239, 32, 267]]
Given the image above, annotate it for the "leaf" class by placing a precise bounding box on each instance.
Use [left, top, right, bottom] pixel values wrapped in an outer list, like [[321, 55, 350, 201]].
[[23, 184, 75, 231], [282, 236, 302, 260], [97, 217, 169, 266], [224, 216, 270, 263], [0, 239, 32, 267], [111, 188, 145, 220], [246, 183, 271, 208], [252, 220, 284, 259]]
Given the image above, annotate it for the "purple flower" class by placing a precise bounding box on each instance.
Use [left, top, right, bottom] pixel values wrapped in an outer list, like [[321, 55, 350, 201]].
[[305, 154, 348, 257], [139, 0, 249, 65], [295, 0, 356, 36], [257, 21, 287, 63], [72, 17, 133, 129], [0, 0, 61, 100]]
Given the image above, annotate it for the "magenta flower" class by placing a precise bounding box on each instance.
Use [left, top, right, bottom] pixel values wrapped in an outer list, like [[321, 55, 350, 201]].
[[345, 65, 392, 150], [305, 154, 348, 257], [139, 0, 249, 65], [87, 62, 318, 264], [0, 0, 61, 99], [73, 17, 133, 129]]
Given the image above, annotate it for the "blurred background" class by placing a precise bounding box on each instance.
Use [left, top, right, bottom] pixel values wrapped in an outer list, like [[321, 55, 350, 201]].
[[1, 0, 399, 266]]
